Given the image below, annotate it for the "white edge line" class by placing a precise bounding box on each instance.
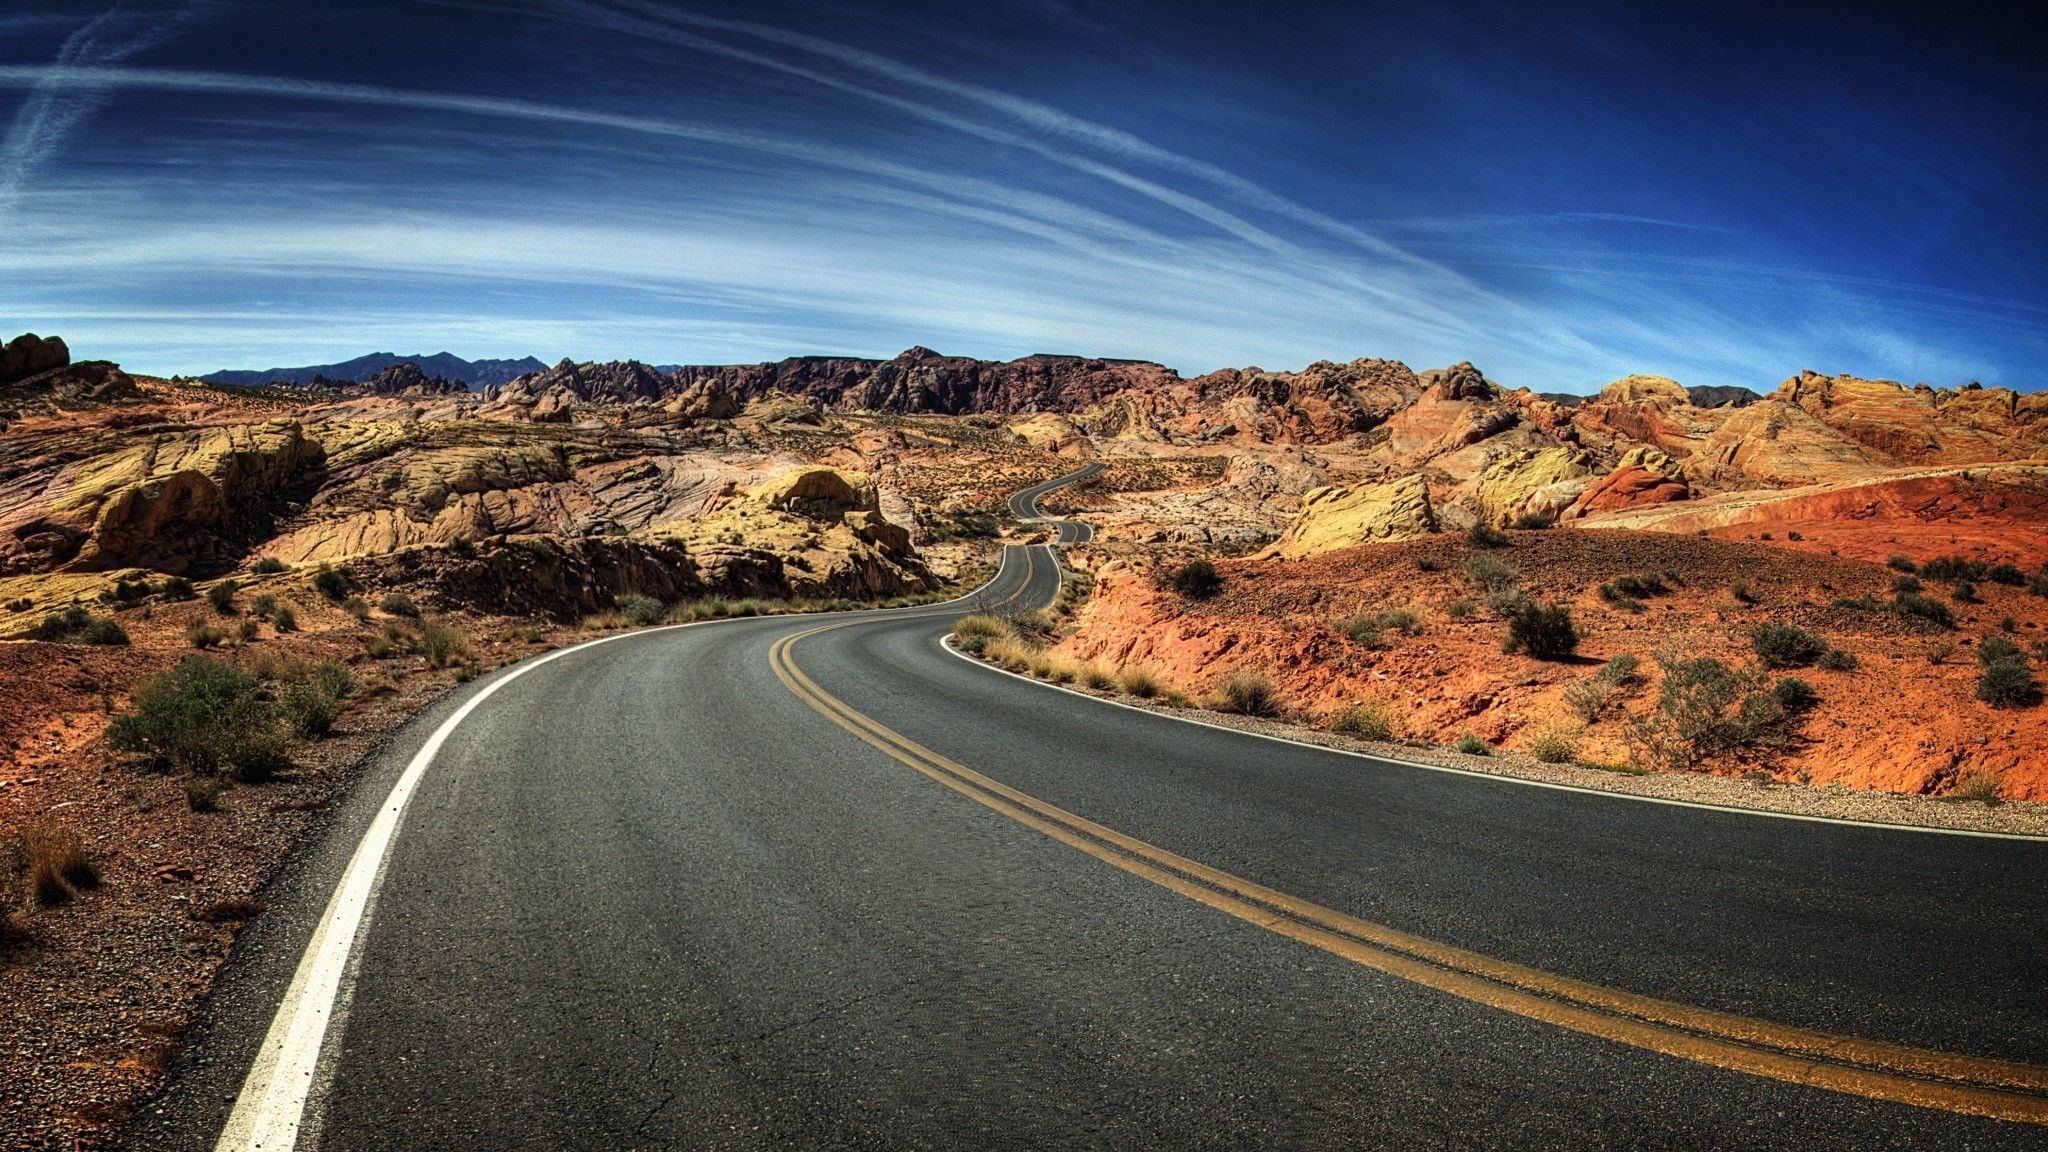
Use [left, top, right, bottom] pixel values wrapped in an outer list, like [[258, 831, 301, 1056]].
[[214, 548, 1029, 1152], [936, 636, 2048, 844]]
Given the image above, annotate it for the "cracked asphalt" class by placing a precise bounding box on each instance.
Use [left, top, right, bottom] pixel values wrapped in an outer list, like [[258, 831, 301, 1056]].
[[125, 529, 2048, 1148]]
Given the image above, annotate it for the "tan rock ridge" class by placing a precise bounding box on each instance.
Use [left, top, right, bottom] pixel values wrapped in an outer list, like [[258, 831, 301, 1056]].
[[1276, 474, 1435, 558]]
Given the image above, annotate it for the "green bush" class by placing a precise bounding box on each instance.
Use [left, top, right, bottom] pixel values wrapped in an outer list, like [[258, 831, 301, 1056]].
[[1167, 559, 1222, 600], [1815, 648, 1857, 672], [1891, 592, 1954, 628], [80, 618, 129, 646], [1624, 651, 1803, 772], [312, 564, 353, 602], [1454, 733, 1491, 756], [1328, 701, 1395, 740], [379, 592, 421, 618], [1988, 563, 2026, 587], [1463, 555, 1517, 592], [271, 604, 298, 632], [206, 579, 240, 614], [250, 556, 288, 574], [281, 683, 340, 739], [1207, 668, 1280, 716], [421, 621, 472, 669], [1750, 623, 1827, 668], [1466, 522, 1510, 549], [341, 595, 370, 620], [105, 657, 290, 780], [1503, 602, 1578, 660], [618, 595, 664, 626], [1885, 555, 1917, 573], [249, 592, 278, 617], [185, 620, 227, 649], [1771, 677, 1819, 713], [1890, 574, 1921, 593], [1511, 511, 1555, 531], [1951, 580, 1978, 604], [1921, 555, 1986, 583], [27, 606, 90, 641], [1976, 658, 2039, 708], [159, 576, 197, 601]]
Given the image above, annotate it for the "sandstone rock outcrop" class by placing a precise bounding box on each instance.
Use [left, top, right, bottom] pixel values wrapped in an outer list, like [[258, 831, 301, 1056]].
[[0, 333, 69, 384], [1473, 446, 1597, 525], [1276, 474, 1435, 558]]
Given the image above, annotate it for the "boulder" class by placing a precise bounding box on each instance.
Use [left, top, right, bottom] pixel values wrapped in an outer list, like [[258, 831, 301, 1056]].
[[1474, 446, 1597, 524], [0, 333, 69, 384], [1277, 474, 1436, 558], [748, 467, 877, 515]]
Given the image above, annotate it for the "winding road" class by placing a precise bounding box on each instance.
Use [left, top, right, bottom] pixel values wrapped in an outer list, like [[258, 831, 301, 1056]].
[[126, 467, 2048, 1151]]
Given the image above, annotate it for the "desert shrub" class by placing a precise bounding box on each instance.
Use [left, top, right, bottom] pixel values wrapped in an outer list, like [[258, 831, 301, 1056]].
[[1113, 666, 1159, 698], [1415, 555, 1445, 573], [2001, 616, 2018, 633], [250, 556, 288, 574], [159, 576, 196, 601], [1527, 727, 1578, 764], [1952, 770, 2003, 804], [1207, 668, 1280, 716], [2031, 570, 2048, 597], [1627, 649, 1811, 772], [1446, 599, 1477, 620], [1987, 563, 2026, 587], [1951, 580, 1978, 604], [1503, 601, 1578, 660], [450, 537, 476, 558], [1921, 555, 1986, 583], [1750, 623, 1827, 668], [185, 620, 227, 649], [1466, 522, 1511, 549], [1606, 574, 1668, 600], [27, 606, 90, 641], [206, 579, 240, 614], [1454, 733, 1491, 756], [249, 592, 278, 617], [16, 824, 99, 906], [421, 622, 472, 668], [106, 658, 289, 780], [1601, 653, 1641, 682], [271, 604, 298, 632], [954, 615, 1009, 642], [1327, 701, 1394, 740], [1484, 586, 1529, 617], [1771, 677, 1819, 713], [1885, 555, 1917, 573], [1891, 593, 1954, 628], [80, 618, 129, 645], [281, 683, 339, 739], [237, 619, 260, 643], [1341, 608, 1421, 648], [1815, 648, 1857, 672], [312, 564, 353, 602], [1890, 574, 1922, 593], [1926, 640, 1957, 665], [1728, 580, 1755, 604], [982, 636, 1039, 673], [341, 596, 370, 620], [1463, 555, 1517, 591], [1976, 660, 2039, 708], [1167, 559, 1222, 600], [617, 595, 663, 626], [380, 592, 422, 619], [1079, 662, 1116, 690], [183, 776, 223, 812], [110, 578, 153, 603], [1511, 510, 1555, 530]]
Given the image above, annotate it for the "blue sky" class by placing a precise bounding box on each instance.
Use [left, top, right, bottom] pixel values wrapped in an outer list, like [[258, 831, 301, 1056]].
[[0, 1, 2041, 390]]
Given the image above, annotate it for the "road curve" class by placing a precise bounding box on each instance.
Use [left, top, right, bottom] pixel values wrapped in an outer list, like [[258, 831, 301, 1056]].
[[1008, 462, 1101, 544], [126, 468, 2048, 1150]]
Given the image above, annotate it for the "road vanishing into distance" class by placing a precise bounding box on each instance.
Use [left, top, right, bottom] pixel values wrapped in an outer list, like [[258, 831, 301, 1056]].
[[127, 467, 2048, 1150]]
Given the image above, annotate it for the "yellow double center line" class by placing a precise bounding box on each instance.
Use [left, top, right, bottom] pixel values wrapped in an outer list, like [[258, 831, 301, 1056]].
[[768, 550, 2048, 1124]]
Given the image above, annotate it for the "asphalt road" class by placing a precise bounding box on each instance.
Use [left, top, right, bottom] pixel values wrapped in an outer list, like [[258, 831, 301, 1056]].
[[126, 468, 2048, 1151]]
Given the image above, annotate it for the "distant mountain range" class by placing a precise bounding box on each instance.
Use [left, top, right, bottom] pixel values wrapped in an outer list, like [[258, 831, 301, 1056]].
[[203, 352, 548, 389]]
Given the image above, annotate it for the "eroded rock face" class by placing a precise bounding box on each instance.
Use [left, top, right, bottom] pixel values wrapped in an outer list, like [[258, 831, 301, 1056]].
[[1277, 474, 1435, 558], [748, 466, 876, 514], [0, 333, 69, 384], [1473, 446, 1597, 525], [1, 421, 324, 575]]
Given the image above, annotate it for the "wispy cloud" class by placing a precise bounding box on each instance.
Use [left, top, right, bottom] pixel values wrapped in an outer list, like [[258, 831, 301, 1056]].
[[0, 0, 218, 213]]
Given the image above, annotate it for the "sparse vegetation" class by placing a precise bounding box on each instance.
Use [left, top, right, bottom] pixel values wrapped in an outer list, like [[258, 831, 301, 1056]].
[[1563, 654, 1638, 723], [185, 619, 227, 649], [1952, 770, 2003, 805], [106, 657, 291, 781], [1750, 622, 1827, 668], [1463, 555, 1516, 592], [312, 564, 353, 602], [182, 776, 223, 812], [1885, 555, 1917, 573], [14, 824, 100, 906], [81, 617, 129, 645], [1341, 607, 1421, 648], [421, 621, 473, 669], [1454, 733, 1491, 756], [341, 596, 370, 620], [1527, 726, 1578, 764], [206, 579, 240, 614], [1466, 521, 1511, 549], [1503, 601, 1578, 660], [1921, 555, 1986, 583], [1975, 635, 2039, 708], [1116, 666, 1161, 698], [1624, 648, 1807, 772], [1815, 647, 1858, 672], [618, 595, 664, 626], [250, 556, 288, 574], [1890, 592, 1955, 628], [1207, 668, 1281, 717], [379, 592, 421, 618], [1166, 559, 1222, 600], [1988, 563, 2026, 587], [159, 576, 196, 601], [1728, 580, 1755, 604], [1327, 700, 1395, 740]]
